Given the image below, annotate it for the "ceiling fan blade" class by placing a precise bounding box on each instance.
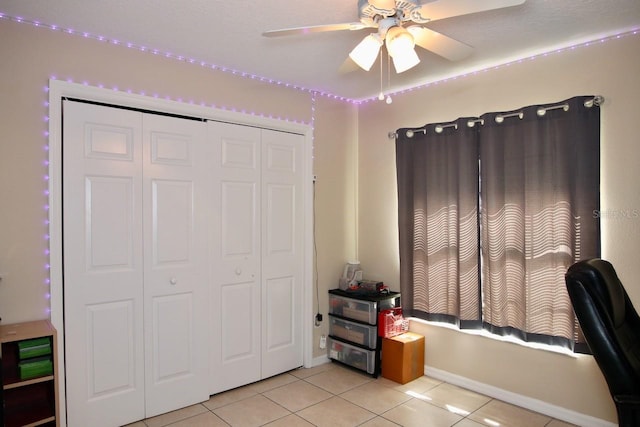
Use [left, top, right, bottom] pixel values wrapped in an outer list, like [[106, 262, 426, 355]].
[[408, 26, 472, 61], [416, 0, 526, 22], [262, 22, 367, 37]]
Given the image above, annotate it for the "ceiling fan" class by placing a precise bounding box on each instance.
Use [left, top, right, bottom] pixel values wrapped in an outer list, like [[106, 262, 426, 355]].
[[263, 0, 526, 74]]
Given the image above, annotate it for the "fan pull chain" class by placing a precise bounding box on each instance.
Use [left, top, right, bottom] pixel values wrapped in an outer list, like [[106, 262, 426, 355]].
[[386, 49, 392, 104], [378, 49, 384, 101]]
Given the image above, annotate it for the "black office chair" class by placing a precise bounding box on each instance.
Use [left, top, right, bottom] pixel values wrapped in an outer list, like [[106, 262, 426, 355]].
[[565, 259, 640, 427]]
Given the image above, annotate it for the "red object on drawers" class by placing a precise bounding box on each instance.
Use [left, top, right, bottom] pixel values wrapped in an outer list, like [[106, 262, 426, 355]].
[[378, 308, 409, 338]]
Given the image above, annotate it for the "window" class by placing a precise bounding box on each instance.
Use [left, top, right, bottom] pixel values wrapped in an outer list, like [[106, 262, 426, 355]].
[[396, 96, 600, 351]]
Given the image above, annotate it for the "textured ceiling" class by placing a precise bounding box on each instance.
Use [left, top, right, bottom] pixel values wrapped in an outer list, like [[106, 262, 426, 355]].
[[1, 0, 639, 100]]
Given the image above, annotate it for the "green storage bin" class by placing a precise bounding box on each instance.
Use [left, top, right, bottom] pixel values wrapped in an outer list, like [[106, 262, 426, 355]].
[[18, 356, 53, 380], [18, 337, 51, 360]]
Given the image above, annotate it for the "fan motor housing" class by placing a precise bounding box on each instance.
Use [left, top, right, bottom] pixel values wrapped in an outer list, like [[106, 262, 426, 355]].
[[359, 0, 427, 23]]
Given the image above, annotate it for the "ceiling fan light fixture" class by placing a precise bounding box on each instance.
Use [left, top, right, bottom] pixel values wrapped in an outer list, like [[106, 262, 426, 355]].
[[385, 26, 420, 73], [391, 46, 420, 73], [385, 26, 414, 57], [349, 33, 383, 71]]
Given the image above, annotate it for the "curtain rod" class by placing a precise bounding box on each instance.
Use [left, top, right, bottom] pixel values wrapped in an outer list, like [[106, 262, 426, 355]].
[[388, 95, 604, 139]]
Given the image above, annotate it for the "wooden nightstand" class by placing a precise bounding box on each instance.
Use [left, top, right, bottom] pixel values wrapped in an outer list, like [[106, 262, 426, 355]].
[[1, 320, 59, 427]]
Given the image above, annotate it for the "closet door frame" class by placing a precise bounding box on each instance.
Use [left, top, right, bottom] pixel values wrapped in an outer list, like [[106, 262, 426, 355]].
[[47, 80, 314, 427]]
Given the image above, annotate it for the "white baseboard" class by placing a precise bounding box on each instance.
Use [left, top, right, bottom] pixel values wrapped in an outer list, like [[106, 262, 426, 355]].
[[425, 365, 617, 427], [308, 354, 330, 368]]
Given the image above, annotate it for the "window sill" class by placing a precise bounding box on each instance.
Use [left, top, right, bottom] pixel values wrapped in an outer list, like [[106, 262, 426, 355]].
[[408, 317, 583, 359]]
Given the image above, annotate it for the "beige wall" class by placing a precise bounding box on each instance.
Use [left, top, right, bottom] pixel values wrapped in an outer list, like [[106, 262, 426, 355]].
[[0, 19, 356, 363], [2, 15, 639, 426], [357, 33, 640, 423], [310, 98, 360, 356]]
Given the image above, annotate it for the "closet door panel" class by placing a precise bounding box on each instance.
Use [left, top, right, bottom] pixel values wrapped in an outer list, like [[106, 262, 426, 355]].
[[209, 121, 262, 393], [86, 176, 135, 269], [152, 179, 193, 264], [63, 101, 145, 427], [261, 130, 304, 377], [151, 293, 195, 380], [220, 281, 261, 380], [265, 276, 295, 350], [266, 184, 296, 255], [222, 182, 256, 258], [86, 300, 137, 395], [143, 115, 209, 417]]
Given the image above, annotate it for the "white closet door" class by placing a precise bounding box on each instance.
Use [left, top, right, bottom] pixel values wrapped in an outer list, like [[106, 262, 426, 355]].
[[64, 102, 210, 425], [209, 121, 262, 393], [208, 121, 304, 394], [63, 101, 145, 427], [261, 129, 304, 377], [142, 114, 210, 416]]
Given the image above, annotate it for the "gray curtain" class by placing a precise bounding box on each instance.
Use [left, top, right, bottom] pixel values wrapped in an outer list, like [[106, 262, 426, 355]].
[[480, 96, 600, 349], [396, 118, 481, 327], [396, 96, 600, 350]]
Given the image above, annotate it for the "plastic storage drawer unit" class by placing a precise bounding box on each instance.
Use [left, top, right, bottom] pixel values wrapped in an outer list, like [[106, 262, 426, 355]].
[[328, 337, 376, 374], [329, 316, 378, 348]]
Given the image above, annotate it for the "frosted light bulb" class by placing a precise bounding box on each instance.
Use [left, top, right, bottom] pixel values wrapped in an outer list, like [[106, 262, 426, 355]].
[[386, 95, 393, 104], [378, 92, 385, 101]]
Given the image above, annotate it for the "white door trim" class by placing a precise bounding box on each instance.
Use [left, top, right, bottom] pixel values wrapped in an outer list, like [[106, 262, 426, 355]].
[[48, 79, 314, 426]]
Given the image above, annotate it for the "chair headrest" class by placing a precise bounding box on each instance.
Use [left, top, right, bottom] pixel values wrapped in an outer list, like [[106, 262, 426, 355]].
[[566, 259, 626, 327]]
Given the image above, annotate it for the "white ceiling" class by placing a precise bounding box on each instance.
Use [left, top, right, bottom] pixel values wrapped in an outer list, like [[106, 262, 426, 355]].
[[1, 0, 639, 100]]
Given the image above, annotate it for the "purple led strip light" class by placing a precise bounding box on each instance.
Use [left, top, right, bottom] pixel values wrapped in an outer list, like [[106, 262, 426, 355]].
[[0, 12, 353, 105], [2, 13, 638, 105], [359, 28, 640, 103]]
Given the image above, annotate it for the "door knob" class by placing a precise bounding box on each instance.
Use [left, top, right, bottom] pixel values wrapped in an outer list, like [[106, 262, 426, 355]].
[[235, 267, 242, 275], [170, 277, 177, 285]]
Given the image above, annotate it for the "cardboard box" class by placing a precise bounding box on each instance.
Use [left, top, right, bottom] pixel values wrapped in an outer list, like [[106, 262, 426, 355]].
[[381, 332, 424, 384]]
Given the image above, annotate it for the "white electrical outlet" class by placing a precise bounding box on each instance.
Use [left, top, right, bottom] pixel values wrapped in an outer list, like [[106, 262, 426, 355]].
[[319, 335, 326, 349]]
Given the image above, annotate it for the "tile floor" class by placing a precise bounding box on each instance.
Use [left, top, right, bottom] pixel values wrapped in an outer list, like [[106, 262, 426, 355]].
[[126, 363, 576, 427]]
